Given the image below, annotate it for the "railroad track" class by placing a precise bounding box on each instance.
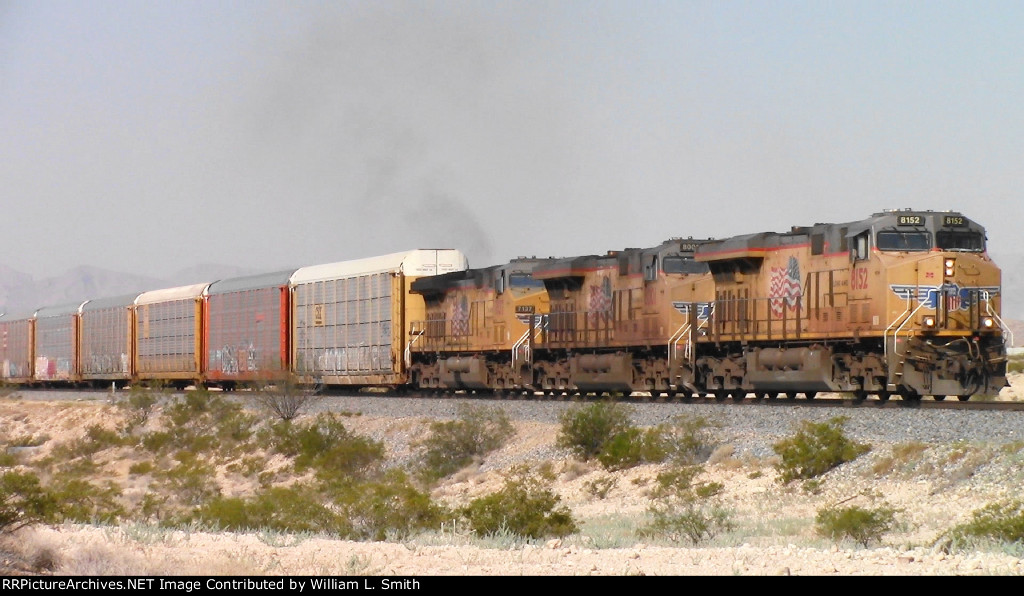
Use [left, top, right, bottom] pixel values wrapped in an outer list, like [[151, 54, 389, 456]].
[[8, 385, 1024, 412]]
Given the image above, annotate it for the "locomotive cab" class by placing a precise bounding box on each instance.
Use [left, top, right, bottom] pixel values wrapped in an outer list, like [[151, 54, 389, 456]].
[[850, 209, 1007, 399], [408, 258, 552, 391]]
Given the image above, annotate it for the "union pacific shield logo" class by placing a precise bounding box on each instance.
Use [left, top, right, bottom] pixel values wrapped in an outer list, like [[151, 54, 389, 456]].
[[672, 302, 713, 321], [889, 284, 1000, 310]]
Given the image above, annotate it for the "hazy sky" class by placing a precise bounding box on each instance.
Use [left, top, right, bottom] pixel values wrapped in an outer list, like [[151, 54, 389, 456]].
[[3, 1, 1023, 279]]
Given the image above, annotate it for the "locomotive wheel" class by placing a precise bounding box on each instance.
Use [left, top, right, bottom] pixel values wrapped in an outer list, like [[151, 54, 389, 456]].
[[898, 389, 919, 402], [933, 395, 946, 401]]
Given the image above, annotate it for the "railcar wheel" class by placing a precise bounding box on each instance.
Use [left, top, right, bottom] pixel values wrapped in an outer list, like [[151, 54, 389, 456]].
[[852, 390, 867, 403], [804, 392, 817, 400], [933, 395, 946, 401], [714, 390, 729, 402], [957, 395, 971, 402], [731, 392, 745, 402], [785, 392, 797, 399], [877, 391, 890, 402]]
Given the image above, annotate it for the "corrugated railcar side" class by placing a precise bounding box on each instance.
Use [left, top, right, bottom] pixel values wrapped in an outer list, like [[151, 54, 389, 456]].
[[204, 270, 295, 387], [289, 249, 468, 387], [135, 283, 212, 385]]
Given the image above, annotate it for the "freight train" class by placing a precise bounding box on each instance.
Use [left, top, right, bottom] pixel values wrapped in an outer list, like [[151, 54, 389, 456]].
[[0, 209, 1011, 402]]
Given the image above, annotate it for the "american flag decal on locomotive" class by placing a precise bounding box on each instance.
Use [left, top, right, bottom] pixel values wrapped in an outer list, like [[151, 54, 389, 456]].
[[450, 295, 470, 336], [769, 256, 802, 318], [889, 284, 1000, 311], [587, 277, 613, 326]]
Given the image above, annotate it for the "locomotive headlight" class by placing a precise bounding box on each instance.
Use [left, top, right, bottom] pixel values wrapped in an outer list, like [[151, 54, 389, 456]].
[[981, 316, 995, 329], [944, 258, 955, 277], [923, 315, 936, 328]]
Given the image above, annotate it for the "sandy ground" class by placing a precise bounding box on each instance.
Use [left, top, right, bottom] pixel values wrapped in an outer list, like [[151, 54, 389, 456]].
[[1, 374, 1022, 576]]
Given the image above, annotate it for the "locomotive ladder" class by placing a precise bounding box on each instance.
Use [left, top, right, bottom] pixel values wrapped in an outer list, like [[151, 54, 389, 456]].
[[883, 297, 929, 388], [667, 313, 694, 367], [404, 328, 425, 369], [512, 315, 546, 369]]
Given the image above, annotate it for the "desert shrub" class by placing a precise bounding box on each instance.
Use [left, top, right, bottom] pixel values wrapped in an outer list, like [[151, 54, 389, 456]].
[[192, 484, 341, 534], [0, 471, 59, 533], [129, 461, 154, 475], [331, 470, 450, 541], [159, 391, 257, 455], [815, 504, 898, 547], [648, 465, 702, 499], [51, 424, 127, 459], [639, 464, 733, 545], [1007, 354, 1024, 374], [584, 476, 617, 499], [596, 426, 668, 470], [460, 468, 578, 539], [417, 403, 516, 482], [49, 478, 126, 524], [8, 434, 48, 448], [155, 452, 220, 507], [772, 416, 870, 484], [558, 405, 720, 471], [641, 501, 734, 545], [115, 385, 163, 432], [871, 441, 930, 476], [556, 400, 634, 461], [140, 431, 175, 453], [271, 414, 385, 483], [660, 414, 722, 465], [946, 499, 1024, 546], [250, 375, 322, 421]]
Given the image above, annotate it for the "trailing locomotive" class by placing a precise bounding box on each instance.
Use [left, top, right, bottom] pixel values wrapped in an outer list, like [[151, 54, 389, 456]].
[[0, 209, 1010, 402]]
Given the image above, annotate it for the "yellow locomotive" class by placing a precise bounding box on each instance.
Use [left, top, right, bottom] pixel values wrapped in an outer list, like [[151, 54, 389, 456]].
[[408, 257, 552, 392], [406, 210, 1007, 402], [529, 238, 715, 395], [692, 209, 1007, 401]]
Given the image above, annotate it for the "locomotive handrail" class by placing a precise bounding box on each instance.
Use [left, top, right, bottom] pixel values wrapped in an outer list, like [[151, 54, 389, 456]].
[[667, 317, 692, 366], [512, 314, 547, 369], [404, 328, 425, 369], [981, 290, 1014, 347], [886, 299, 928, 359], [512, 327, 532, 368]]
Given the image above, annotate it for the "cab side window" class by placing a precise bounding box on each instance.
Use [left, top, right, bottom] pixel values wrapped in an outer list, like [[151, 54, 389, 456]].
[[852, 233, 869, 261]]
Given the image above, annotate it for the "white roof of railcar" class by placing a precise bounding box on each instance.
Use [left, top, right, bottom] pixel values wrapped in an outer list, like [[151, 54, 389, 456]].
[[290, 249, 468, 285], [34, 301, 90, 318], [83, 293, 143, 311], [135, 282, 213, 306]]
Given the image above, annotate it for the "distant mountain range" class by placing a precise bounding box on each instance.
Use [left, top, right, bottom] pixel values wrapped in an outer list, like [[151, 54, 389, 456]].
[[0, 263, 259, 316], [1, 255, 1020, 346]]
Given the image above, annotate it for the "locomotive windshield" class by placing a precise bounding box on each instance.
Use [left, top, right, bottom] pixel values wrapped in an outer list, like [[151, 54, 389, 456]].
[[508, 273, 545, 288], [876, 231, 930, 251], [936, 230, 985, 252], [662, 256, 709, 274]]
